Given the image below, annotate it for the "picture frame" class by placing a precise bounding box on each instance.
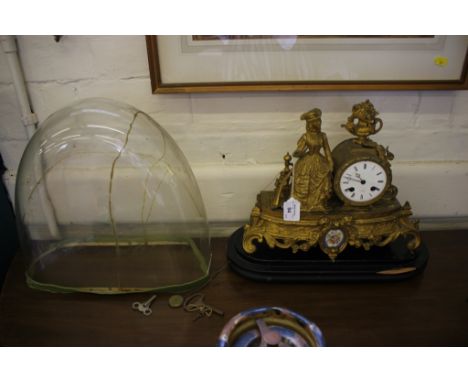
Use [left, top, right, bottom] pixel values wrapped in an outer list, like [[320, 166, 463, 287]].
[[146, 35, 468, 93]]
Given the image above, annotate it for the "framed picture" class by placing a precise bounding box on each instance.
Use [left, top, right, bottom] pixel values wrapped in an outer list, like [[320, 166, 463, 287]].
[[146, 35, 468, 93]]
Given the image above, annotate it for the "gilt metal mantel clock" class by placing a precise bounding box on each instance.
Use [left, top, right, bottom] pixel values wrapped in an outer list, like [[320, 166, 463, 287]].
[[228, 100, 428, 281]]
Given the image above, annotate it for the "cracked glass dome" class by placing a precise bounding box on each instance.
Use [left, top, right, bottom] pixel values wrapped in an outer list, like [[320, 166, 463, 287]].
[[15, 98, 211, 293]]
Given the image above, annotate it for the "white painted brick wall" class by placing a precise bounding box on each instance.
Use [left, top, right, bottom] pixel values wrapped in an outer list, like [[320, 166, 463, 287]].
[[1, 36, 468, 225], [0, 85, 29, 140]]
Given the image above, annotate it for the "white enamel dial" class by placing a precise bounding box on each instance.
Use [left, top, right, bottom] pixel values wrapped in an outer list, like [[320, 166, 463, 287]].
[[339, 160, 387, 204]]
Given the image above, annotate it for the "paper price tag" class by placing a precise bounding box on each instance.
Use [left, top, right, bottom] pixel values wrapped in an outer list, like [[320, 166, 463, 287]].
[[283, 197, 300, 221], [434, 56, 449, 67]]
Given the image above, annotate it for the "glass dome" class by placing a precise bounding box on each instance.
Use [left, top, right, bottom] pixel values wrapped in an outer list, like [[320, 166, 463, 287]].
[[15, 98, 211, 294]]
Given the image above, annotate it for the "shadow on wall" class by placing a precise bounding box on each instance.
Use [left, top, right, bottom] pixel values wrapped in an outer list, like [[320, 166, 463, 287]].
[[0, 154, 18, 289]]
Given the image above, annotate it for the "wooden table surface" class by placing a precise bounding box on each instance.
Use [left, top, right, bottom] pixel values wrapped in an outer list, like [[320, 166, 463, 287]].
[[1, 230, 467, 346]]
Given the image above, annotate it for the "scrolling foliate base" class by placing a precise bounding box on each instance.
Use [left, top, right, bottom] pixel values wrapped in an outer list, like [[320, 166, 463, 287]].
[[242, 192, 421, 262], [229, 226, 429, 282], [231, 191, 427, 282]]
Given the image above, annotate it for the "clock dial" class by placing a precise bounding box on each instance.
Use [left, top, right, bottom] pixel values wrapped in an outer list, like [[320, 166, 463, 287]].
[[339, 160, 387, 204]]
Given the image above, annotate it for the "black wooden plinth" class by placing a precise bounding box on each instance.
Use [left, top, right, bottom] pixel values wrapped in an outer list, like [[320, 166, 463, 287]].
[[227, 227, 429, 282]]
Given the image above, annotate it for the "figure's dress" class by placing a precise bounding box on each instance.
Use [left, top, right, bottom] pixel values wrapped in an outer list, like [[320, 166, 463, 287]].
[[293, 132, 332, 211]]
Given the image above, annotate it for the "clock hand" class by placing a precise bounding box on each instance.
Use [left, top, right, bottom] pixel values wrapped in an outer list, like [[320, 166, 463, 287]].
[[351, 173, 367, 185], [344, 176, 362, 183], [355, 173, 363, 180]]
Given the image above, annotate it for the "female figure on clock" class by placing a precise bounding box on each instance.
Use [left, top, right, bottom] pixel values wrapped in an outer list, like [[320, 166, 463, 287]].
[[292, 108, 333, 211]]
